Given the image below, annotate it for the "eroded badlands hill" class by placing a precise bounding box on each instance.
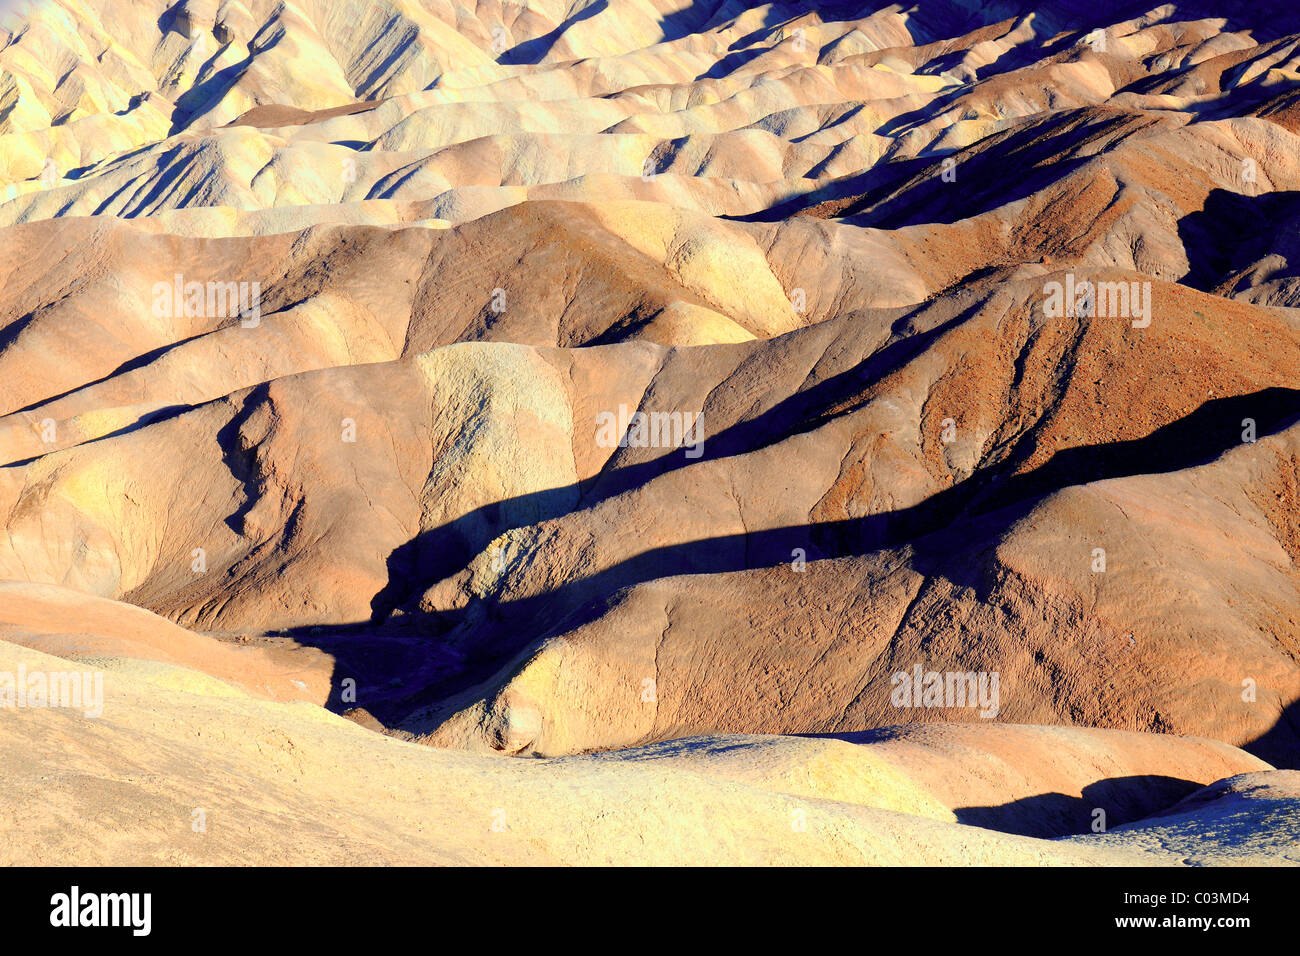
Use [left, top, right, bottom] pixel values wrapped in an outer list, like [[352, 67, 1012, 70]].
[[0, 0, 1298, 864]]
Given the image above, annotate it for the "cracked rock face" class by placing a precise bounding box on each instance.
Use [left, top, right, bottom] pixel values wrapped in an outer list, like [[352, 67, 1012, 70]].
[[0, 0, 1298, 864]]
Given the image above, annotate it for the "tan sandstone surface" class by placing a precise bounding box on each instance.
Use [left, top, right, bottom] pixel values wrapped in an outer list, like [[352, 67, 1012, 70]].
[[0, 0, 1297, 864]]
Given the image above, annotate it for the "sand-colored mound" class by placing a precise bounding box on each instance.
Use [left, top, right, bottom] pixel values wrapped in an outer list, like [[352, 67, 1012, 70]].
[[0, 582, 329, 703], [4, 635, 1288, 865]]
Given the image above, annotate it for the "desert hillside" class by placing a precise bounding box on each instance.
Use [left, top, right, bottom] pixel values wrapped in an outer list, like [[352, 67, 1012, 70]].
[[0, 0, 1297, 865]]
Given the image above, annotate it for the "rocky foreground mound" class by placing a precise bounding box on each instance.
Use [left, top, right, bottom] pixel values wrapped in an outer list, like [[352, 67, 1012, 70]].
[[5, 637, 1297, 865]]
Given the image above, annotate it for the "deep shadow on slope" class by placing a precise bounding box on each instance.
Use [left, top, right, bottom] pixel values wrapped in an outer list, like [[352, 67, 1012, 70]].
[[1245, 697, 1300, 769], [497, 1, 608, 65], [769, 106, 1159, 226], [1178, 188, 1300, 295], [815, 728, 1256, 836], [370, 298, 984, 619], [957, 774, 1204, 838], [943, 700, 1300, 832], [285, 388, 1300, 746], [373, 383, 1300, 629]]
